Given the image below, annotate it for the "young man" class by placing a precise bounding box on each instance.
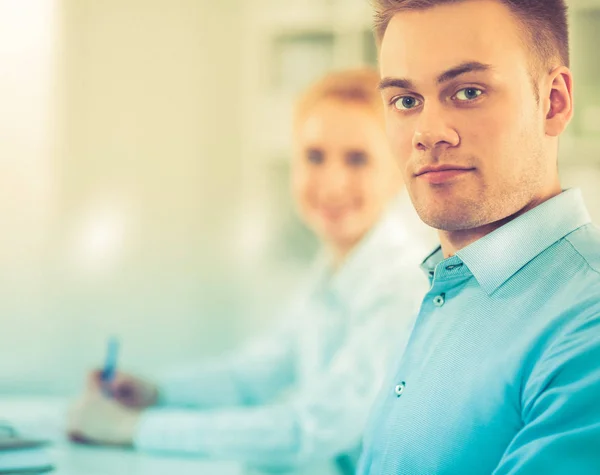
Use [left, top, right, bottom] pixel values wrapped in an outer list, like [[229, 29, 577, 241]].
[[358, 1, 600, 474]]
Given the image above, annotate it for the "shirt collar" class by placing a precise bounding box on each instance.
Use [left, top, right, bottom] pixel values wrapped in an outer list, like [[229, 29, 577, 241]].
[[420, 246, 444, 281], [420, 189, 592, 295]]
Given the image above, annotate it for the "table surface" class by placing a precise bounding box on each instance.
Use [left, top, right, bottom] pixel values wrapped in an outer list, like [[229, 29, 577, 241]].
[[48, 444, 243, 475], [0, 397, 244, 475]]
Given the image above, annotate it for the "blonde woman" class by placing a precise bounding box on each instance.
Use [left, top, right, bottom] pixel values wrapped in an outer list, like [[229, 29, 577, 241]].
[[68, 68, 434, 474]]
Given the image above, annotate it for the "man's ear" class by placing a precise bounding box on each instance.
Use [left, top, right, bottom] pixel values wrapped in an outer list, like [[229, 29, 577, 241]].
[[544, 66, 574, 137]]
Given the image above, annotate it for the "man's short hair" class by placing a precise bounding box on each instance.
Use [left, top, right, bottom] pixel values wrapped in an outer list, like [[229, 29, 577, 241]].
[[372, 0, 570, 72]]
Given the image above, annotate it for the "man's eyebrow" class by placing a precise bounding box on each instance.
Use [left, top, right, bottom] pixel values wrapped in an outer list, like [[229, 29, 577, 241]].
[[378, 62, 493, 91], [436, 61, 493, 84], [378, 77, 416, 91]]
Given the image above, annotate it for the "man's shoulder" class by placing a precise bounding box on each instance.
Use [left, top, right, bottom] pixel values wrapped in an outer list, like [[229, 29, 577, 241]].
[[564, 223, 600, 277], [552, 223, 600, 343], [522, 222, 600, 336]]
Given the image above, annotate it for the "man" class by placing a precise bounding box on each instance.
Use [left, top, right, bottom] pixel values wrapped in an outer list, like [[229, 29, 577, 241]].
[[358, 1, 600, 474]]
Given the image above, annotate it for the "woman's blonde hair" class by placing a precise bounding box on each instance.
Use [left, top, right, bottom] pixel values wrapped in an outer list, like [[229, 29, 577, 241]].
[[293, 68, 384, 130]]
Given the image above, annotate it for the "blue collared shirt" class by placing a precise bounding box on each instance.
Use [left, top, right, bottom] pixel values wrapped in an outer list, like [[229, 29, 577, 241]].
[[359, 189, 600, 475]]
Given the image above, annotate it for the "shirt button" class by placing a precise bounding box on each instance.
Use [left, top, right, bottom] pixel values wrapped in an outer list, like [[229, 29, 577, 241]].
[[394, 382, 406, 397], [433, 293, 445, 307]]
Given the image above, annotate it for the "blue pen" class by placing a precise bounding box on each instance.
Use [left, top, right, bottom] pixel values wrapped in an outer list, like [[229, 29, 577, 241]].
[[101, 336, 119, 395]]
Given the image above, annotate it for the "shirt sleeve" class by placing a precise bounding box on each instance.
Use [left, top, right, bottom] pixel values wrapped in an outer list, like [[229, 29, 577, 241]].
[[134, 294, 415, 468], [492, 311, 600, 475], [157, 317, 298, 409]]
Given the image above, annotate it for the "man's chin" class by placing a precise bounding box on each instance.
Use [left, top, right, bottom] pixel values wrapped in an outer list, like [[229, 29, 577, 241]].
[[417, 209, 482, 232]]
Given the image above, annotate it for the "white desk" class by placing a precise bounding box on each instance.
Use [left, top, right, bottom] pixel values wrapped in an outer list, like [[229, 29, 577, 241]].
[[49, 444, 243, 475], [0, 397, 243, 475]]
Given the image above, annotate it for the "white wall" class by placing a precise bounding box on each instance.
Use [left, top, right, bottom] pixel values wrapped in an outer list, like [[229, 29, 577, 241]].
[[1, 0, 598, 397], [0, 0, 249, 395], [0, 0, 61, 392]]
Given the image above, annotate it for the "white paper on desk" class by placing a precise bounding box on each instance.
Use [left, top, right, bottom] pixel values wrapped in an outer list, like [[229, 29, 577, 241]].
[[0, 397, 68, 442]]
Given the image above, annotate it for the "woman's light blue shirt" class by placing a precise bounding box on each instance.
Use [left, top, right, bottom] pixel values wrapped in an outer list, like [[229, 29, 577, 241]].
[[134, 194, 435, 472]]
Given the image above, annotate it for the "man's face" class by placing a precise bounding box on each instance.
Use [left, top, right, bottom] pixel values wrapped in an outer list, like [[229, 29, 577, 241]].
[[379, 0, 556, 231]]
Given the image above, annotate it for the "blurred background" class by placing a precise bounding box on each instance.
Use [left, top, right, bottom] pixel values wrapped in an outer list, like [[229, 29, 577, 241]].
[[0, 0, 599, 395]]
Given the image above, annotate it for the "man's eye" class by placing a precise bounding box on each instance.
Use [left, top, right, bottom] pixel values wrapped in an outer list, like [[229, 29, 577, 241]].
[[454, 88, 483, 101], [393, 96, 422, 111]]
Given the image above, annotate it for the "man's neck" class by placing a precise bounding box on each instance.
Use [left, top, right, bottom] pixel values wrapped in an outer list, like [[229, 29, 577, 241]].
[[439, 188, 563, 259], [439, 221, 508, 259]]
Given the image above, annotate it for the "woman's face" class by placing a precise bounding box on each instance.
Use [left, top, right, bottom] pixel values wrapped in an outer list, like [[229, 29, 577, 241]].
[[292, 98, 402, 254]]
